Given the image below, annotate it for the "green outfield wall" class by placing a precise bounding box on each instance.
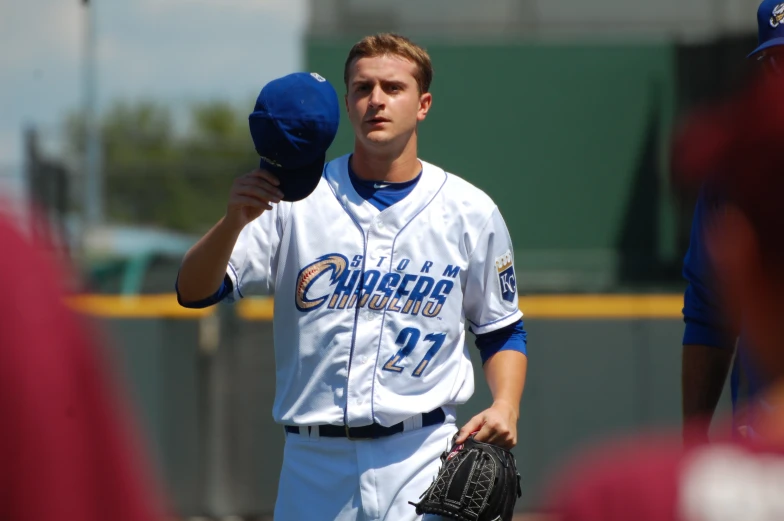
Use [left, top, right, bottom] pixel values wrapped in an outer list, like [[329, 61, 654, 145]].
[[306, 39, 680, 292]]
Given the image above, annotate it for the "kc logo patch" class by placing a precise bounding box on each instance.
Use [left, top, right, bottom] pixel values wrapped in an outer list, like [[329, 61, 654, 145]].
[[495, 250, 516, 303]]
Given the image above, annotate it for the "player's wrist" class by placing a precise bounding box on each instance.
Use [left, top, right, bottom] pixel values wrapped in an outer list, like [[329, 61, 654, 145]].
[[491, 399, 520, 420], [221, 211, 253, 233]]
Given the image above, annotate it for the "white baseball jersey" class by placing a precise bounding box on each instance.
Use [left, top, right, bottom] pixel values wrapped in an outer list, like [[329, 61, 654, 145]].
[[225, 153, 522, 428]]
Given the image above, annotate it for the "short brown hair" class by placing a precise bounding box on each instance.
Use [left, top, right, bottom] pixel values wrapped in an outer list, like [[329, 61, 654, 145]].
[[344, 33, 433, 94]]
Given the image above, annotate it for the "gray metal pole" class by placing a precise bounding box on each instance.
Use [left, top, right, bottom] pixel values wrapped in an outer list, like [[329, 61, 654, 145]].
[[82, 0, 103, 226]]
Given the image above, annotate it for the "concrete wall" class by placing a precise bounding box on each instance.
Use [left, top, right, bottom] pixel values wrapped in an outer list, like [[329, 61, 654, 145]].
[[98, 307, 733, 517]]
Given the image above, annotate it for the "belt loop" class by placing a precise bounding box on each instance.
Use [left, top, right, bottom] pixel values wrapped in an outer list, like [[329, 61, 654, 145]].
[[309, 425, 320, 440], [298, 426, 308, 436], [404, 413, 423, 432]]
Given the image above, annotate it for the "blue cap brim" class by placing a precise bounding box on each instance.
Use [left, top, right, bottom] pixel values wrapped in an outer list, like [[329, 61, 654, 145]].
[[260, 153, 325, 202], [748, 37, 784, 58]]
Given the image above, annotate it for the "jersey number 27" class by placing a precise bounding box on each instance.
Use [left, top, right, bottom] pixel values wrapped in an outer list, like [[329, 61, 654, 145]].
[[382, 327, 446, 377]]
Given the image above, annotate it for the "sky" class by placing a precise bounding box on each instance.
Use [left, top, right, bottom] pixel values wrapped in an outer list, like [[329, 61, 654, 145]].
[[0, 0, 307, 195]]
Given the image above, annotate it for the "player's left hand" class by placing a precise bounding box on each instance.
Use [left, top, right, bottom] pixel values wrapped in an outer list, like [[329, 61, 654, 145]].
[[455, 400, 518, 449]]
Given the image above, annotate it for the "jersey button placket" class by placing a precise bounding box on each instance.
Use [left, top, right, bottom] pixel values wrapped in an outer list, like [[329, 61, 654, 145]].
[[347, 223, 390, 427], [346, 280, 376, 427]]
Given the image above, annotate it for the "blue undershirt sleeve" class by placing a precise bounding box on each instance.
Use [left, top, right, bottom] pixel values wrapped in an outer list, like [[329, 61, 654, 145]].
[[176, 272, 233, 309], [474, 319, 527, 365]]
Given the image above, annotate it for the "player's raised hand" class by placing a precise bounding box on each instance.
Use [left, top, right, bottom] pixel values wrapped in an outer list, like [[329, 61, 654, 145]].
[[226, 168, 284, 227], [455, 401, 518, 449]]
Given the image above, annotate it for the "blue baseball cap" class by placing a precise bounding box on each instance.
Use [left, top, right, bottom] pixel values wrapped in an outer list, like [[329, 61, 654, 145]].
[[749, 0, 784, 57], [249, 72, 340, 202]]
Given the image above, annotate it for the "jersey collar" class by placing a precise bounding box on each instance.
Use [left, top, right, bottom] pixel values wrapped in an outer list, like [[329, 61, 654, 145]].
[[324, 153, 448, 230]]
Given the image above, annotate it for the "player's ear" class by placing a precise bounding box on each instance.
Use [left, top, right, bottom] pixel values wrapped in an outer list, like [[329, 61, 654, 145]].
[[417, 92, 432, 121], [344, 93, 350, 114]]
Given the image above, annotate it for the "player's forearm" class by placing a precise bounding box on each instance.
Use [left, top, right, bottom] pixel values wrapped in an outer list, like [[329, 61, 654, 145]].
[[483, 350, 528, 414], [177, 216, 245, 303], [682, 343, 734, 426]]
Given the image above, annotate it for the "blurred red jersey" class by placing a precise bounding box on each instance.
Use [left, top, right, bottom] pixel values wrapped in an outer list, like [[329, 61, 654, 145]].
[[543, 425, 784, 521], [0, 211, 166, 520]]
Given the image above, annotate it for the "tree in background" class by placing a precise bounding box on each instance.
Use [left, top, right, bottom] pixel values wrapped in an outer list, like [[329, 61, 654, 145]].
[[66, 99, 258, 234]]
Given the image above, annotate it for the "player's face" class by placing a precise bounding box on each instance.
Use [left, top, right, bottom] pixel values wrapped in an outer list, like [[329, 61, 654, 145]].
[[345, 55, 432, 151]]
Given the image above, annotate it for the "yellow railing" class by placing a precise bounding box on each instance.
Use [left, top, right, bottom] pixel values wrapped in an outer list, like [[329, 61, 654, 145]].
[[65, 294, 684, 320]]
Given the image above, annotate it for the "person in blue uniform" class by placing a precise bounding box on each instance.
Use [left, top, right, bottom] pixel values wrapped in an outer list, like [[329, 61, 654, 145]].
[[681, 0, 784, 442]]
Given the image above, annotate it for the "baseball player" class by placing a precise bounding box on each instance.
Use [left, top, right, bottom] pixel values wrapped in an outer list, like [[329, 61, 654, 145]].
[[680, 0, 784, 444], [176, 33, 528, 521]]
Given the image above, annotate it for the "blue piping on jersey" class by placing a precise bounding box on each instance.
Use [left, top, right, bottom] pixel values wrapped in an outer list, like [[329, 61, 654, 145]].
[[325, 171, 371, 428], [368, 173, 449, 421], [467, 309, 521, 330], [228, 263, 243, 299]]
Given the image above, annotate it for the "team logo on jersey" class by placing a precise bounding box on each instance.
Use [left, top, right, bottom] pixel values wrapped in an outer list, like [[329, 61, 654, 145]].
[[771, 3, 784, 28], [495, 250, 516, 303], [295, 254, 348, 311], [294, 253, 457, 317]]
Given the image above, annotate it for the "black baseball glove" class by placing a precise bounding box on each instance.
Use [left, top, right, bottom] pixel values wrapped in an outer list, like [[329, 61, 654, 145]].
[[410, 433, 522, 521]]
